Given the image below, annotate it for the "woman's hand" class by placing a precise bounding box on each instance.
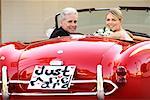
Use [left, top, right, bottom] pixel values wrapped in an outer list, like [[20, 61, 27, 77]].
[[108, 31, 123, 39]]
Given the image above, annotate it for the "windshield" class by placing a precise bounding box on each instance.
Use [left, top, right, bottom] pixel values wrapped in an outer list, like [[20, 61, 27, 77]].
[[76, 9, 150, 35]]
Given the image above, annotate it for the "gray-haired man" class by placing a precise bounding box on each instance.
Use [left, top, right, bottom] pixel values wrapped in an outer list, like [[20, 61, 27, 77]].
[[50, 7, 78, 38]]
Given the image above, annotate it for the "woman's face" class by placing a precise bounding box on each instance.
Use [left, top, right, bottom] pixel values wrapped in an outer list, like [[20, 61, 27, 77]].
[[106, 12, 122, 32]]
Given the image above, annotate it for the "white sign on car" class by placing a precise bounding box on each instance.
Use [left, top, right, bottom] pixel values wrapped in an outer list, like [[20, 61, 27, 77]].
[[28, 65, 76, 90]]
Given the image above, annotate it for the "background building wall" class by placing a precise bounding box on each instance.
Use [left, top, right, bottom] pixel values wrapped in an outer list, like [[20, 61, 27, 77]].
[[0, 0, 1, 43], [1, 0, 150, 43]]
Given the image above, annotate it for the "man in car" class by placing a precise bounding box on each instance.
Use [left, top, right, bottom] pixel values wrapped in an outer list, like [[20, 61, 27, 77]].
[[50, 7, 78, 38]]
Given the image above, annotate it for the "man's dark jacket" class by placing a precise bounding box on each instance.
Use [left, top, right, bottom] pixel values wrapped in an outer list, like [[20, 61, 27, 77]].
[[50, 27, 70, 38]]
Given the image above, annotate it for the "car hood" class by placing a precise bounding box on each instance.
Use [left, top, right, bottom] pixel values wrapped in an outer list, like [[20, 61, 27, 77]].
[[18, 37, 123, 81]]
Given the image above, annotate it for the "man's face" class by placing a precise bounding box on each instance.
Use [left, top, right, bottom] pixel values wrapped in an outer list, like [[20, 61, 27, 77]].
[[106, 13, 122, 32], [60, 14, 78, 33]]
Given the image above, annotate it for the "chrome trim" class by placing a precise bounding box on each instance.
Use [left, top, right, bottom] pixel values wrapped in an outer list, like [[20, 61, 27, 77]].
[[72, 80, 96, 83], [0, 79, 118, 96], [2, 66, 9, 99], [97, 65, 104, 100], [57, 50, 64, 54], [0, 65, 118, 98], [9, 80, 29, 84], [10, 92, 97, 96], [0, 56, 5, 60], [6, 80, 96, 84], [104, 80, 118, 95], [50, 59, 63, 66]]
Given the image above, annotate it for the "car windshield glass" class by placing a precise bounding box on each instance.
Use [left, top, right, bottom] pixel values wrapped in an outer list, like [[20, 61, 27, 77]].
[[76, 9, 150, 35]]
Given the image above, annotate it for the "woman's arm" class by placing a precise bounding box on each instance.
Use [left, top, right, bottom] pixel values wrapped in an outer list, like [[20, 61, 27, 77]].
[[132, 35, 150, 41], [127, 31, 150, 41]]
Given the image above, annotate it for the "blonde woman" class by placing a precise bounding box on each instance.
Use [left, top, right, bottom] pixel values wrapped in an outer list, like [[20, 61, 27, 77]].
[[94, 8, 150, 41]]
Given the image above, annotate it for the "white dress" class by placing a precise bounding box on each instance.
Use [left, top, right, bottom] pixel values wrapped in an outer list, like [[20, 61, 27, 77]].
[[94, 27, 133, 41]]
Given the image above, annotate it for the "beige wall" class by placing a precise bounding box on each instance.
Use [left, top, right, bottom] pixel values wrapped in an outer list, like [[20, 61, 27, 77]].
[[1, 0, 150, 43], [0, 0, 1, 43]]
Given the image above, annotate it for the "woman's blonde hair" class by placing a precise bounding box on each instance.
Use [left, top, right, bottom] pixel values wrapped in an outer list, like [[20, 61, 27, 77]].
[[106, 8, 123, 21]]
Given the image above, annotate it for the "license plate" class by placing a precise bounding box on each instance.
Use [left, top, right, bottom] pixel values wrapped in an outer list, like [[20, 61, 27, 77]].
[[28, 65, 76, 90]]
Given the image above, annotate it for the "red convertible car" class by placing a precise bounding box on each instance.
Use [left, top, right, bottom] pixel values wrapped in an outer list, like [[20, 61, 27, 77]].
[[0, 7, 150, 100]]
